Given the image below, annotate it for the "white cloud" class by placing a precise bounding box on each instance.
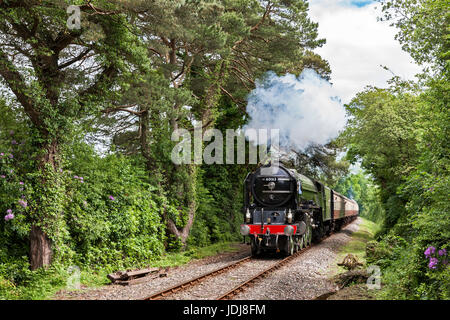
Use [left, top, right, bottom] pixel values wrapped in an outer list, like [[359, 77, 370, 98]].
[[308, 0, 422, 103]]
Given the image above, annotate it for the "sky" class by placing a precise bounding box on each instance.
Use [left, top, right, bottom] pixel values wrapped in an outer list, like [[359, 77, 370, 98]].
[[308, 0, 423, 104]]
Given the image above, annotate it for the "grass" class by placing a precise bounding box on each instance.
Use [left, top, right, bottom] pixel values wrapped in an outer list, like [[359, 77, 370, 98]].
[[0, 241, 242, 300]]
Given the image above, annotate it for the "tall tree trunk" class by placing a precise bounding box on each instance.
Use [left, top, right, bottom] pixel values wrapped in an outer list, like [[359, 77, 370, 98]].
[[166, 198, 196, 246], [29, 226, 52, 270], [139, 107, 156, 172], [165, 164, 197, 247], [29, 139, 60, 270]]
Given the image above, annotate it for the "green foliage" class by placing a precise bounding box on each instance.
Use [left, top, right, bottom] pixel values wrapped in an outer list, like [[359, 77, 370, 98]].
[[366, 232, 449, 300], [280, 140, 349, 187], [0, 139, 172, 298], [342, 84, 421, 231], [0, 0, 154, 272], [341, 1, 450, 299], [187, 164, 245, 247], [334, 171, 385, 223], [62, 142, 167, 267], [343, 81, 449, 299], [0, 260, 68, 300], [0, 0, 330, 288], [343, 0, 450, 299], [1, 0, 446, 302], [380, 0, 449, 72], [103, 0, 331, 249]]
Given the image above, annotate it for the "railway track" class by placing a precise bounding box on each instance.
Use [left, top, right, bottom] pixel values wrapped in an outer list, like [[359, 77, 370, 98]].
[[216, 246, 313, 300], [144, 255, 252, 300], [143, 217, 356, 301], [143, 244, 317, 300]]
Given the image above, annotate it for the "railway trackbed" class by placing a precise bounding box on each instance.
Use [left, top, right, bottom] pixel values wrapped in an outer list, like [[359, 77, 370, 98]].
[[216, 246, 313, 300], [143, 255, 252, 300], [143, 218, 356, 301], [143, 244, 313, 300], [50, 218, 359, 300]]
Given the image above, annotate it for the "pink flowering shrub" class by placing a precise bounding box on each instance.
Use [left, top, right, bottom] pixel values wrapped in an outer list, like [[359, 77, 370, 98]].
[[0, 142, 29, 227], [424, 246, 448, 270]]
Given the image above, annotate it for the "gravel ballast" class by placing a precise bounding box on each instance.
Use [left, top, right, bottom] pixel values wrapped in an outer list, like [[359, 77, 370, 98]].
[[233, 218, 361, 300]]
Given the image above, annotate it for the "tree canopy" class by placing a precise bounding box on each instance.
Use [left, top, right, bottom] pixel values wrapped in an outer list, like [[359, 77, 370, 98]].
[[0, 0, 334, 276]]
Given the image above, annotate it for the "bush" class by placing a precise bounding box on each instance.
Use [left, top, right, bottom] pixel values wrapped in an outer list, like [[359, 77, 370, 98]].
[[0, 141, 171, 298], [62, 143, 168, 267], [187, 165, 244, 248], [367, 232, 449, 300]]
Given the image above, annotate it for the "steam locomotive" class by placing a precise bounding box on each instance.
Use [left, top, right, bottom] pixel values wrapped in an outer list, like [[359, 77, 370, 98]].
[[240, 163, 359, 256]]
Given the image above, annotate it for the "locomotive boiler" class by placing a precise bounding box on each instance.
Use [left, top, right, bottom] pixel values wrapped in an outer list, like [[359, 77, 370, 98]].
[[240, 163, 359, 256]]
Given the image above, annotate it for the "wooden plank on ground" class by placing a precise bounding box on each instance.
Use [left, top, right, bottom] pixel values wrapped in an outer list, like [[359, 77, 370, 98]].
[[123, 267, 159, 278], [107, 273, 123, 282], [115, 273, 168, 286], [108, 267, 168, 284]]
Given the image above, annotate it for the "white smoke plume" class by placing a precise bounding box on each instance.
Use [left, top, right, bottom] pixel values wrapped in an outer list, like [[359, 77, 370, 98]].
[[244, 69, 347, 152]]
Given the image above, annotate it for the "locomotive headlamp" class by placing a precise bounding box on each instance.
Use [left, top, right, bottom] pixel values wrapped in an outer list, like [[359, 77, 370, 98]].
[[287, 209, 293, 223], [245, 209, 251, 223], [284, 225, 294, 236], [240, 225, 250, 236]]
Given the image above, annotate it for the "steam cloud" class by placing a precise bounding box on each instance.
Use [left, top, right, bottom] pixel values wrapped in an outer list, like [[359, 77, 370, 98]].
[[244, 69, 347, 151]]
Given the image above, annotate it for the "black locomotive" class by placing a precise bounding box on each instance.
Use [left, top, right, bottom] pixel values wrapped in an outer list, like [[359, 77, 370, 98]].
[[241, 163, 359, 256]]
